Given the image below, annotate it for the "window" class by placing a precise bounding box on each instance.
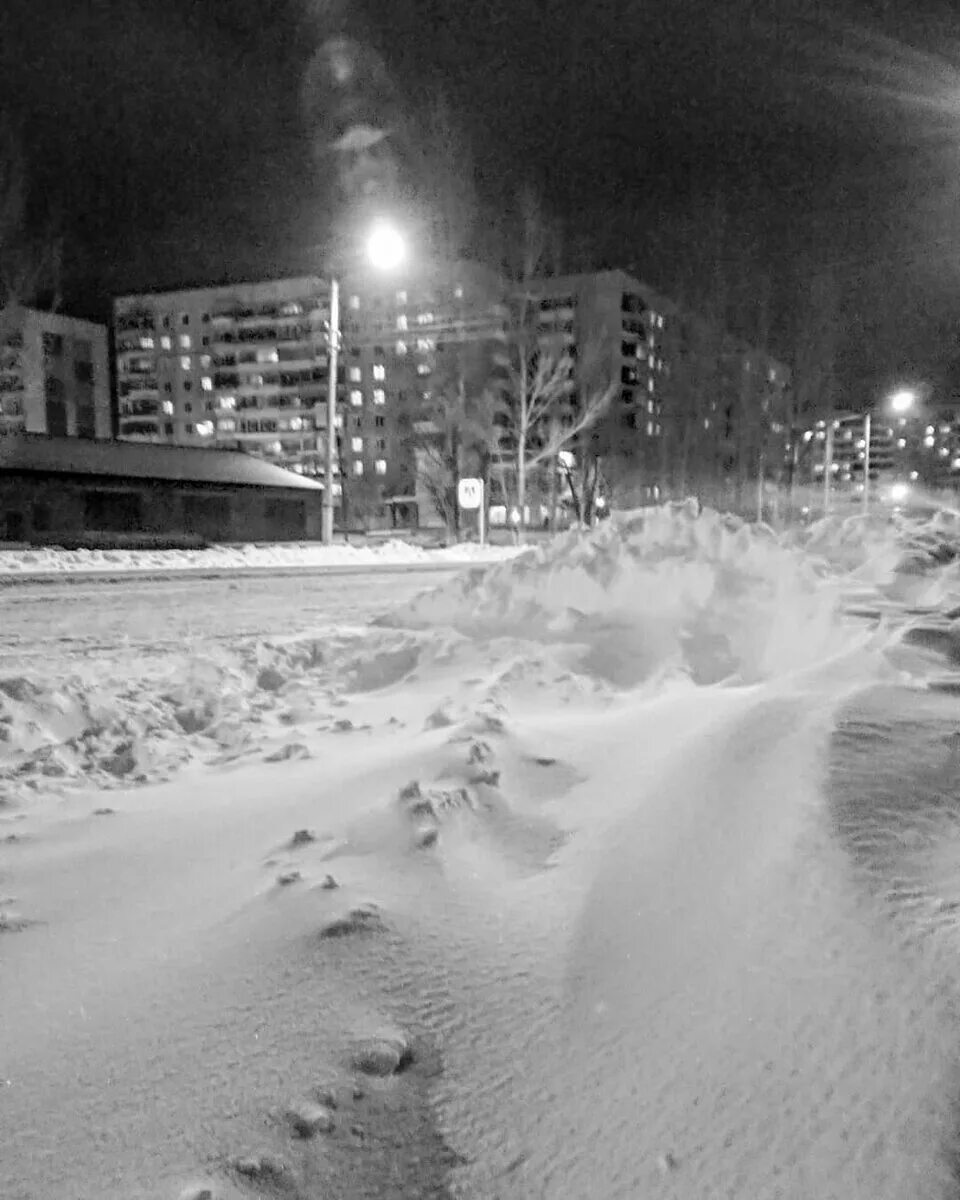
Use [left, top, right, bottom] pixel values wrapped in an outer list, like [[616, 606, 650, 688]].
[[454, 285, 464, 300], [647, 420, 654, 436], [42, 332, 63, 357], [372, 363, 386, 381], [185, 423, 194, 434], [395, 340, 407, 356], [162, 316, 172, 329], [164, 382, 172, 393], [416, 337, 434, 353], [181, 313, 190, 325], [349, 294, 360, 310], [417, 363, 431, 376], [396, 314, 408, 331], [184, 402, 193, 413], [202, 313, 210, 324], [375, 459, 387, 475], [180, 335, 192, 350], [396, 289, 407, 304], [351, 436, 363, 452], [353, 460, 364, 476], [416, 312, 435, 325], [183, 381, 193, 392], [74, 361, 94, 384], [350, 389, 363, 406], [180, 355, 191, 371], [160, 336, 172, 351], [162, 400, 174, 415], [373, 388, 385, 405], [217, 417, 237, 432], [201, 377, 213, 391], [202, 336, 210, 346], [219, 395, 237, 410], [375, 415, 386, 428], [648, 378, 655, 393], [139, 336, 155, 350], [200, 355, 212, 369], [349, 366, 362, 382], [376, 438, 387, 451], [195, 420, 214, 437]]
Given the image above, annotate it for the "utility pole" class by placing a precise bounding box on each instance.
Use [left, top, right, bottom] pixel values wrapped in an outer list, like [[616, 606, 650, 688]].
[[321, 276, 340, 545]]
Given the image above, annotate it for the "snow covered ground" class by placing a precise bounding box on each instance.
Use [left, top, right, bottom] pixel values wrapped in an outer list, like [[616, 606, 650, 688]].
[[4, 501, 960, 1199], [0, 538, 522, 579]]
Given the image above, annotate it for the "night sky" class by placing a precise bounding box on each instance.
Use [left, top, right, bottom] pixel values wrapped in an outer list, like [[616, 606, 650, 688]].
[[3, 0, 960, 399]]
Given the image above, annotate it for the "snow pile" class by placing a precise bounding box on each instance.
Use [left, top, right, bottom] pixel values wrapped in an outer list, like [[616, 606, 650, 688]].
[[0, 537, 521, 576], [384, 501, 853, 686]]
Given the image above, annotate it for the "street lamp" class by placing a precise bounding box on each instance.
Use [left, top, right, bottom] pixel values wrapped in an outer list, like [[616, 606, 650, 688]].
[[321, 219, 407, 545], [822, 387, 919, 517]]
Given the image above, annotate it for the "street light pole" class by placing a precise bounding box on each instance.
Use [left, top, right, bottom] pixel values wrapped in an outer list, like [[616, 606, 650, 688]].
[[321, 275, 340, 545], [862, 410, 872, 517], [823, 420, 834, 514]]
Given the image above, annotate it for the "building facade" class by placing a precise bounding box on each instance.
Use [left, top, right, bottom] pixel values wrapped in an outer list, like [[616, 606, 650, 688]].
[[114, 262, 506, 527], [0, 308, 111, 441]]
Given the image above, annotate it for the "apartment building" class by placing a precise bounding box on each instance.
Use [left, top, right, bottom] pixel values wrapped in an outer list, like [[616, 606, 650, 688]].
[[0, 308, 110, 441], [521, 269, 790, 502], [114, 277, 331, 473], [114, 262, 506, 524]]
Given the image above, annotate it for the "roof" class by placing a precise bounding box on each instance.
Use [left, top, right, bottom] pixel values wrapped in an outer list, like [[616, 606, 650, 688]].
[[0, 434, 325, 491]]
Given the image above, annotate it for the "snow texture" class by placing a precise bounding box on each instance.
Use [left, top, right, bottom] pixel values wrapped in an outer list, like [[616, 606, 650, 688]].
[[5, 499, 960, 1199]]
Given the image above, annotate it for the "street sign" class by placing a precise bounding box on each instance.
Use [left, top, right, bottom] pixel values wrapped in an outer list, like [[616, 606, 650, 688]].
[[457, 478, 483, 511]]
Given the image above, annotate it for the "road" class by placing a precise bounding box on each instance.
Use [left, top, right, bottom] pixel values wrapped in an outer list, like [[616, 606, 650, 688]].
[[0, 566, 460, 672]]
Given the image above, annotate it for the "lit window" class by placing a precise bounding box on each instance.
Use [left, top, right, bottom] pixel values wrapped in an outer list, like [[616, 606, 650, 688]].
[[417, 312, 435, 325], [350, 389, 363, 406], [139, 336, 154, 350], [180, 355, 191, 371], [349, 295, 360, 310], [217, 417, 236, 432], [201, 376, 213, 391], [373, 388, 385, 405], [180, 335, 191, 350], [454, 285, 464, 299], [648, 354, 655, 368], [162, 400, 174, 415], [160, 336, 172, 351], [375, 459, 387, 475], [647, 420, 654, 436], [910, 470, 919, 481], [353, 460, 364, 476], [940, 446, 950, 457], [396, 289, 407, 305], [200, 355, 212, 369], [349, 366, 362, 382], [926, 425, 935, 436], [372, 363, 386, 381], [219, 395, 237, 410], [657, 315, 664, 329], [417, 363, 431, 376], [288, 416, 303, 432], [416, 337, 434, 353], [924, 436, 935, 448], [897, 438, 906, 449], [395, 340, 407, 356], [647, 399, 654, 414], [351, 436, 363, 452], [396, 314, 408, 331], [647, 378, 654, 393], [196, 420, 214, 437]]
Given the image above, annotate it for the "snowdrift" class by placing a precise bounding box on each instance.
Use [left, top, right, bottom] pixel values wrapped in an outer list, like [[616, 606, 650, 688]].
[[383, 501, 853, 686], [0, 537, 521, 577]]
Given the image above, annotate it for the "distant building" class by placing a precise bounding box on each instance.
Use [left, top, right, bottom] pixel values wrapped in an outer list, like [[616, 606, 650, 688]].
[[114, 262, 506, 528], [0, 432, 324, 545], [0, 308, 111, 441]]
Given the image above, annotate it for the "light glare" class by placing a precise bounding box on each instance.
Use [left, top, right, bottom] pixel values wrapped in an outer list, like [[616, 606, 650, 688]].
[[889, 389, 916, 413], [367, 221, 406, 271]]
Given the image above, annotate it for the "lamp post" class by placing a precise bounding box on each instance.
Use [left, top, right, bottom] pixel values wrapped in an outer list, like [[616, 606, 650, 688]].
[[321, 276, 341, 545], [319, 219, 407, 546]]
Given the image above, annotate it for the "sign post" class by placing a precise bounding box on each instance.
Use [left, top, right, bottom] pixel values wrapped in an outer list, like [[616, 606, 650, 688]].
[[457, 477, 485, 545]]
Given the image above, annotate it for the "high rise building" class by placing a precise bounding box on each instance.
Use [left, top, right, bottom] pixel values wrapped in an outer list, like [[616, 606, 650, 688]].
[[0, 308, 110, 441], [114, 262, 506, 526]]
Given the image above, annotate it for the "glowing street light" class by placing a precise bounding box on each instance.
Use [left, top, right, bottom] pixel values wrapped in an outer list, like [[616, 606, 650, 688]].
[[366, 220, 406, 272], [889, 388, 917, 414], [322, 218, 408, 544]]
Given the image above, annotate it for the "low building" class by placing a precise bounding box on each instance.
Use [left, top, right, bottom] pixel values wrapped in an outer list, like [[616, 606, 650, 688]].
[[0, 433, 324, 545], [0, 307, 111, 440]]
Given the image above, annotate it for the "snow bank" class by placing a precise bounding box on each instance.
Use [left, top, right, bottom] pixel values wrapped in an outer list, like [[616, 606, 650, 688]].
[[0, 537, 521, 576], [383, 500, 854, 686]]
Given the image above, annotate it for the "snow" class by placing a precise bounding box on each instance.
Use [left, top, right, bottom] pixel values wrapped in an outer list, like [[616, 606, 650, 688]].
[[5, 500, 960, 1198], [0, 538, 522, 578]]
